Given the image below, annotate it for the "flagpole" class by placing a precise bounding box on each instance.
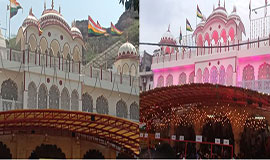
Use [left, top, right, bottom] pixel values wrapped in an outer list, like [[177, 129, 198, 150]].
[[5, 6, 8, 39], [9, 1, 11, 41]]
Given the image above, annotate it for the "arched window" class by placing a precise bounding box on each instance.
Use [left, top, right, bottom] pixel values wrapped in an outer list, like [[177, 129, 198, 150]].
[[242, 64, 255, 81], [96, 96, 108, 114], [203, 68, 209, 83], [189, 71, 195, 84], [130, 102, 139, 120], [1, 79, 18, 100], [220, 29, 227, 44], [226, 65, 233, 86], [61, 87, 70, 110], [71, 90, 79, 111], [212, 30, 219, 44], [229, 27, 235, 42], [166, 74, 173, 86], [210, 66, 218, 84], [28, 82, 37, 109], [49, 85, 60, 109], [116, 99, 128, 118], [196, 69, 202, 83], [258, 62, 270, 80], [82, 93, 93, 112], [38, 84, 47, 109], [157, 75, 164, 88], [219, 65, 226, 85], [178, 72, 187, 85]]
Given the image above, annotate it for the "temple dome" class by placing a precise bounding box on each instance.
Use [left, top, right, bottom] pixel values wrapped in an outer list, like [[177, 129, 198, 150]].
[[160, 30, 176, 45], [117, 42, 137, 59]]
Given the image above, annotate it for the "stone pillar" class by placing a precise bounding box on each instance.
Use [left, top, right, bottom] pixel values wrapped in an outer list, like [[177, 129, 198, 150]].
[[23, 91, 28, 109], [233, 72, 237, 86], [71, 137, 81, 158]]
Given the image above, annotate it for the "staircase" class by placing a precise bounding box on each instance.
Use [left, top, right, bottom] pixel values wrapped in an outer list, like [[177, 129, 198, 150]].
[[87, 41, 123, 69]]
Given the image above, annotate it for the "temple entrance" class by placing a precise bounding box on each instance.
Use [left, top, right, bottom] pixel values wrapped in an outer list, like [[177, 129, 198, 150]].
[[240, 115, 270, 158], [0, 141, 12, 158], [201, 116, 234, 158], [83, 149, 104, 159], [174, 125, 196, 158], [29, 144, 65, 159]]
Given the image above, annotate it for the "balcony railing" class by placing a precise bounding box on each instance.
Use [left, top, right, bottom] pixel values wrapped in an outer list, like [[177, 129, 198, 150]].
[[0, 47, 139, 87], [0, 98, 23, 111], [237, 80, 270, 94], [152, 36, 270, 64]]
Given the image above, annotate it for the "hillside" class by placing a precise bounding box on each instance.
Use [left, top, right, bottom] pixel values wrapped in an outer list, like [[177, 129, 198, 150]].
[[76, 10, 139, 64]]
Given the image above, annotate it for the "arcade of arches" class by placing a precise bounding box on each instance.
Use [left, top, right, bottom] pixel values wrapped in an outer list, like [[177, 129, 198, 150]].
[[0, 78, 139, 121], [140, 84, 270, 158]]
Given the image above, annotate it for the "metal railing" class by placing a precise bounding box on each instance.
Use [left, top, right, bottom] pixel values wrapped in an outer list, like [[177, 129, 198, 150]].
[[237, 79, 270, 94]]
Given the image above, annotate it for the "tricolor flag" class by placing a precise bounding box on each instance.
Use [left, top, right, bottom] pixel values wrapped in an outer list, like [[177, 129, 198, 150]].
[[179, 27, 182, 44], [97, 21, 101, 28], [111, 22, 123, 36], [38, 23, 43, 36], [88, 16, 107, 36], [10, 0, 22, 19], [186, 19, 193, 32], [197, 5, 203, 19]]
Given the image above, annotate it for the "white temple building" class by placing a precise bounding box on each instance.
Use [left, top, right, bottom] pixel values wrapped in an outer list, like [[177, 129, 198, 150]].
[[0, 3, 139, 121]]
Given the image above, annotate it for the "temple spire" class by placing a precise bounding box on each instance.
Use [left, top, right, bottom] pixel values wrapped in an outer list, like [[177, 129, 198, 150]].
[[59, 6, 61, 14], [168, 24, 170, 32], [224, 0, 226, 8], [218, 0, 220, 7], [51, 0, 54, 9], [44, 1, 46, 10]]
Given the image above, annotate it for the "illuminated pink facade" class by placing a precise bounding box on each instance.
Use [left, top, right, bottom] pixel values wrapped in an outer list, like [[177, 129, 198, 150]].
[[152, 3, 270, 94]]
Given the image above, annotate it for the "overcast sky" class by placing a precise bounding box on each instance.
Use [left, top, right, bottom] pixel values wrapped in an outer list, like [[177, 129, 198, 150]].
[[0, 0, 124, 38], [140, 0, 267, 55]]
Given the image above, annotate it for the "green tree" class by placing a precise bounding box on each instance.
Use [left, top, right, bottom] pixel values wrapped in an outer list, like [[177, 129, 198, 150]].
[[119, 0, 139, 11]]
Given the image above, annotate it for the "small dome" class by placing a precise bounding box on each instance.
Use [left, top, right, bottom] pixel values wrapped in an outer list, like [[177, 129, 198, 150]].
[[160, 30, 176, 45], [71, 27, 81, 34], [118, 42, 137, 58], [22, 8, 38, 26]]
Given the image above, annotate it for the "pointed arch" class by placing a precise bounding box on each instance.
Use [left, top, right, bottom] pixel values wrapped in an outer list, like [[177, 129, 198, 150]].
[[196, 69, 202, 83], [157, 75, 164, 87], [28, 82, 37, 109], [116, 99, 128, 118], [130, 102, 139, 120], [82, 93, 93, 112], [49, 85, 60, 109], [38, 83, 47, 109], [71, 90, 79, 111], [61, 87, 70, 110], [1, 79, 18, 100], [96, 95, 108, 114], [166, 74, 173, 86], [178, 72, 187, 85]]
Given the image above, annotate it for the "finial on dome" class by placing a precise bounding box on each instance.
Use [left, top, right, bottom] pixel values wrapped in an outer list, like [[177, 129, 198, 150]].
[[213, 4, 215, 11], [218, 0, 220, 7], [72, 19, 76, 27], [168, 24, 170, 32], [51, 0, 54, 9], [29, 7, 33, 15], [44, 1, 46, 10], [224, 0, 226, 8], [59, 6, 61, 14], [233, 5, 236, 12]]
